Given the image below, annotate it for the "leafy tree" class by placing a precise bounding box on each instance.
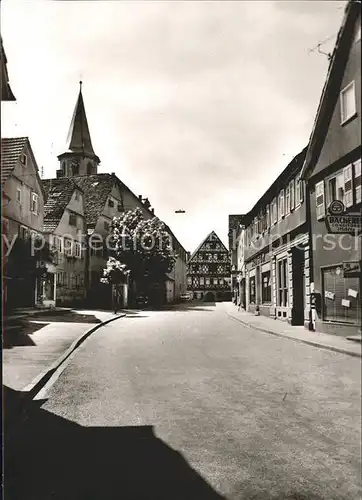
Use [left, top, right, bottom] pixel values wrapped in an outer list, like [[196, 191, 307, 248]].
[[100, 257, 129, 285], [106, 208, 176, 302]]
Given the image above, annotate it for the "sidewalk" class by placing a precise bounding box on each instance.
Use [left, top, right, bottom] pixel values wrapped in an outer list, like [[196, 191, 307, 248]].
[[3, 309, 125, 392], [221, 302, 362, 358]]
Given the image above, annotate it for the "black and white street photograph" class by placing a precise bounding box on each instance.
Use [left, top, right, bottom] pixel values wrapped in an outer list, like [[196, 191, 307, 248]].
[[1, 0, 361, 499]]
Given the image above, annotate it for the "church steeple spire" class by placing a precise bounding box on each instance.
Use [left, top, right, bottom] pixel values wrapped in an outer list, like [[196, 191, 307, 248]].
[[57, 81, 100, 178]]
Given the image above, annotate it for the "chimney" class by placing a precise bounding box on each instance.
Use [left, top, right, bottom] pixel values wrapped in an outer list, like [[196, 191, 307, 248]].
[[56, 169, 63, 178], [143, 197, 151, 209], [150, 208, 154, 214], [138, 194, 142, 200]]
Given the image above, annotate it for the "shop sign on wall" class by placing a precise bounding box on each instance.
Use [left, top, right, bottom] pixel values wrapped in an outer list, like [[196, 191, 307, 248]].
[[325, 200, 362, 235]]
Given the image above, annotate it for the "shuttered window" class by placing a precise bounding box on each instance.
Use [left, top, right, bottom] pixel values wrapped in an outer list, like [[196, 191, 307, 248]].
[[343, 165, 353, 207], [278, 190, 285, 219], [290, 179, 295, 210], [322, 266, 360, 325], [315, 181, 325, 219], [285, 185, 290, 215], [354, 159, 361, 204]]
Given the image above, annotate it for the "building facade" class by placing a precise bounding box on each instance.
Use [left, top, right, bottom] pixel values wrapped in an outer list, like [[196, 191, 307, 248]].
[[301, 1, 361, 336], [2, 137, 46, 309], [187, 231, 231, 301], [42, 178, 87, 307], [231, 147, 310, 326]]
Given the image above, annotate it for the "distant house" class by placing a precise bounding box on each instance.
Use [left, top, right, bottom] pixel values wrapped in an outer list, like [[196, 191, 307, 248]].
[[42, 178, 86, 307], [2, 137, 45, 309], [187, 232, 231, 302], [301, 0, 361, 335]]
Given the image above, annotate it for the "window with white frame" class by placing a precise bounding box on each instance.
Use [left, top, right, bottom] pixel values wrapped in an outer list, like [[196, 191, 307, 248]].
[[326, 164, 359, 208], [30, 193, 38, 214], [340, 81, 356, 123], [64, 237, 73, 256], [278, 190, 285, 220], [213, 278, 218, 285], [315, 181, 325, 219], [266, 205, 270, 229], [187, 276, 192, 286], [55, 236, 63, 253], [295, 175, 301, 205], [205, 277, 210, 285], [354, 159, 361, 204], [200, 277, 205, 286], [75, 242, 82, 258], [254, 217, 258, 238], [16, 187, 21, 203]]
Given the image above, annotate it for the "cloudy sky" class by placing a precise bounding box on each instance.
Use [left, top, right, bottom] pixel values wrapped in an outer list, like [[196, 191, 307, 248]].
[[1, 0, 346, 252]]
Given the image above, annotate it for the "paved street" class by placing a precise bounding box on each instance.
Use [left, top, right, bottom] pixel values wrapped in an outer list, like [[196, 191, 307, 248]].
[[5, 303, 361, 500]]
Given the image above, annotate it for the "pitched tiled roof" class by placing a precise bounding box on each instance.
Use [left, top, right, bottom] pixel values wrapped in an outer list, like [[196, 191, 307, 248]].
[[71, 173, 116, 226], [1, 137, 28, 185], [42, 178, 82, 232]]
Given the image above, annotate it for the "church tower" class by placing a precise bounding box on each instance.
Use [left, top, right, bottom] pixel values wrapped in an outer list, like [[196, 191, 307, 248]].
[[57, 81, 100, 177]]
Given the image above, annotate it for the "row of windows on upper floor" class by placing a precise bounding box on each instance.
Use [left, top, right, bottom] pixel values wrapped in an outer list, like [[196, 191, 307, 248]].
[[187, 276, 229, 286], [246, 174, 305, 244], [315, 159, 361, 219], [192, 253, 229, 262]]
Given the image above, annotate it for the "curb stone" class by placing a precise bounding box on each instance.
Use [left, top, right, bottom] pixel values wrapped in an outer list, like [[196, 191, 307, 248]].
[[5, 313, 126, 427], [226, 313, 362, 359]]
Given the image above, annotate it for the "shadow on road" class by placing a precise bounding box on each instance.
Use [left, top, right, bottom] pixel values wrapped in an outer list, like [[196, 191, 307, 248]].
[[4, 386, 226, 500], [3, 321, 47, 349]]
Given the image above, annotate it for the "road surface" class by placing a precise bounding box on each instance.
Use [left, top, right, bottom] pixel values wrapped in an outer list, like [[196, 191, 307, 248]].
[[5, 303, 361, 500]]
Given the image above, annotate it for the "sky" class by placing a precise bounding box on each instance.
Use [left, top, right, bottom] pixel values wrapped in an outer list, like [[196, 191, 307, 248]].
[[1, 0, 346, 252]]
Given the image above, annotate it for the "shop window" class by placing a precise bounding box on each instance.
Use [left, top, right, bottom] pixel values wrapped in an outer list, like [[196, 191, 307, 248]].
[[262, 271, 271, 303], [249, 276, 256, 304], [322, 266, 360, 325], [277, 258, 288, 307]]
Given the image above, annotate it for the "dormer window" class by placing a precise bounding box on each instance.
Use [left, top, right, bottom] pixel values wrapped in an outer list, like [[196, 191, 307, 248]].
[[75, 190, 81, 201], [20, 154, 27, 166]]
